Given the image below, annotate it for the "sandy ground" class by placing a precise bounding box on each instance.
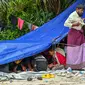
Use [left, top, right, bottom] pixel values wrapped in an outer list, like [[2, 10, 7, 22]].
[[0, 80, 85, 85], [0, 72, 85, 85]]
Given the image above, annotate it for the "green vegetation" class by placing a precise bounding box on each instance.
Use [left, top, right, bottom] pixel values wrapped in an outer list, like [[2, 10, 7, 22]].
[[0, 0, 76, 40]]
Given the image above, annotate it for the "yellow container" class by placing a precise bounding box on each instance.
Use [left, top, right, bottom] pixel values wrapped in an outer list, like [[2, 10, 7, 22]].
[[42, 74, 55, 79]]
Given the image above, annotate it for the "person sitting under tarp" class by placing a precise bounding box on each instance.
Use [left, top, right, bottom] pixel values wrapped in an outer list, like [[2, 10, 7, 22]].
[[43, 45, 66, 70], [42, 50, 54, 69], [10, 57, 33, 72], [23, 57, 34, 71]]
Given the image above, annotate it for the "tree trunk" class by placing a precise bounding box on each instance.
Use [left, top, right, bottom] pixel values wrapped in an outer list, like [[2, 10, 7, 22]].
[[46, 0, 61, 14]]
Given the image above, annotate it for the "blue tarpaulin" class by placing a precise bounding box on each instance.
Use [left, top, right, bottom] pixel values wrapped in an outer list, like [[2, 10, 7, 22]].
[[0, 0, 85, 64]]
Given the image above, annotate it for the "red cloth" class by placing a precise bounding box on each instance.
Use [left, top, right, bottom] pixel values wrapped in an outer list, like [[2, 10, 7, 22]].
[[67, 29, 85, 45], [53, 52, 66, 66], [18, 18, 24, 30]]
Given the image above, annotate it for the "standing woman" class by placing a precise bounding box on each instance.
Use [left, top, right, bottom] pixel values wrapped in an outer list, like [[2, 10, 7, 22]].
[[64, 4, 85, 69]]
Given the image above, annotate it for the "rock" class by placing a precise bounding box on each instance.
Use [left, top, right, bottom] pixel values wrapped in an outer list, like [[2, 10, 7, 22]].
[[27, 77, 32, 81]]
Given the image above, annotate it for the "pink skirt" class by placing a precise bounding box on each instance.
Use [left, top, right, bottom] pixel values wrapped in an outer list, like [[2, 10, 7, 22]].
[[66, 28, 85, 69]]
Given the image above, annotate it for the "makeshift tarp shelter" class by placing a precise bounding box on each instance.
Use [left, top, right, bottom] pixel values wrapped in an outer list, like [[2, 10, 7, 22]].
[[0, 0, 85, 65]]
